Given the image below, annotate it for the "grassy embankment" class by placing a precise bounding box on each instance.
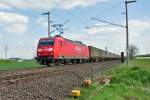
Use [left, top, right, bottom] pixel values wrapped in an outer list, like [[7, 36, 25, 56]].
[[0, 60, 41, 70], [67, 59, 150, 100]]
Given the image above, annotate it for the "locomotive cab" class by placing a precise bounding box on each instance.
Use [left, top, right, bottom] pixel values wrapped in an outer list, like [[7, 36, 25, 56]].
[[36, 38, 54, 65]]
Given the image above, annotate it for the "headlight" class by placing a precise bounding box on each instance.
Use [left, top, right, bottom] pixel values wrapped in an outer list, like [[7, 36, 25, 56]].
[[37, 49, 42, 52], [48, 48, 53, 51]]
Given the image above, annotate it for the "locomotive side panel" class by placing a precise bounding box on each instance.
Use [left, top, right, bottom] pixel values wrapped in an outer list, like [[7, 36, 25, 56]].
[[54, 36, 89, 60]]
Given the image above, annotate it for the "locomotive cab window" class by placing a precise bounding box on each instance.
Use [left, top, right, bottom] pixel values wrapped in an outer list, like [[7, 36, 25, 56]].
[[38, 40, 54, 46]]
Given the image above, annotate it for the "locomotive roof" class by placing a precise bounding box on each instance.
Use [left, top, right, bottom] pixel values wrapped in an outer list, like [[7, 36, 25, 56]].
[[39, 35, 86, 46], [56, 36, 86, 46], [63, 38, 86, 46]]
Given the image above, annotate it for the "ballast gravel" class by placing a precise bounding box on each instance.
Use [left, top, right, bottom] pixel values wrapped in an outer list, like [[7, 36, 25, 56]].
[[0, 60, 120, 100]]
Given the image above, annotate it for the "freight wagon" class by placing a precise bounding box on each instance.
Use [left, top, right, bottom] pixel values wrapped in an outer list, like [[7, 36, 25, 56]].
[[88, 46, 120, 61]]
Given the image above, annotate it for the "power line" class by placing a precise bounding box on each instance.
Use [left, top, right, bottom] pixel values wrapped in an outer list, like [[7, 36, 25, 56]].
[[52, 19, 69, 35], [91, 18, 126, 28], [85, 25, 110, 29], [1, 0, 71, 26], [85, 0, 124, 33], [0, 1, 38, 18], [96, 12, 125, 18], [94, 0, 123, 18], [53, 0, 88, 26], [64, 0, 91, 24]]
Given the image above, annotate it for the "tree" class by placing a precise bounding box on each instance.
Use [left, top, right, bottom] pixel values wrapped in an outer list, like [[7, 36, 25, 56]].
[[129, 44, 139, 59]]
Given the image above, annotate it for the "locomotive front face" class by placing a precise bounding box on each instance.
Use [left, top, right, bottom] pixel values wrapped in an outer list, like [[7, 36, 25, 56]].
[[37, 39, 54, 57]]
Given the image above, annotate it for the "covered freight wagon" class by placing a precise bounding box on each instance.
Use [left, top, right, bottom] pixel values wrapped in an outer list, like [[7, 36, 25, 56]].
[[88, 46, 107, 61], [88, 46, 120, 61]]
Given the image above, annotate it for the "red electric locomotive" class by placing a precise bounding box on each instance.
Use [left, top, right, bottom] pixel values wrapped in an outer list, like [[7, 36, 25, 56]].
[[36, 35, 89, 66]]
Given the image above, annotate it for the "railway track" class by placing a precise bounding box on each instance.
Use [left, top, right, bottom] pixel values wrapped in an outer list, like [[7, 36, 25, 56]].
[[0, 61, 105, 85], [0, 62, 97, 76], [0, 60, 120, 100]]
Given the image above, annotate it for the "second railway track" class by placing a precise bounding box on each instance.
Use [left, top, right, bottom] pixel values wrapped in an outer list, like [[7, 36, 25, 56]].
[[0, 61, 108, 85]]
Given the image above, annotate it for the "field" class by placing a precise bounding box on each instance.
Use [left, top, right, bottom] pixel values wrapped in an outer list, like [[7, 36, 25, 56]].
[[0, 60, 41, 70], [66, 59, 150, 100]]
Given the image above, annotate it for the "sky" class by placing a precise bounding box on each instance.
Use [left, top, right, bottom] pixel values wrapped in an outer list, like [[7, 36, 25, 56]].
[[0, 0, 149, 59]]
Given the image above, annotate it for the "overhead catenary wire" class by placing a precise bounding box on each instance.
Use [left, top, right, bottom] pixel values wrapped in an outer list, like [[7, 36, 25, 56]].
[[1, 0, 124, 30], [85, 24, 111, 29], [79, 0, 124, 31], [0, 1, 39, 18], [91, 18, 126, 28], [1, 1, 59, 37], [0, 1, 41, 59], [96, 12, 125, 18], [0, 0, 126, 59], [51, 0, 124, 36], [0, 0, 40, 33], [2, 0, 125, 32], [66, 0, 124, 27], [0, 1, 52, 37], [52, 0, 88, 26], [63, 0, 92, 24], [52, 19, 70, 35], [0, 1, 40, 37], [94, 0, 123, 18], [93, 0, 124, 29]]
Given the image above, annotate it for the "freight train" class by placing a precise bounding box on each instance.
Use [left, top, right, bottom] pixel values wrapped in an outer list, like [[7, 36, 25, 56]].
[[35, 35, 120, 66]]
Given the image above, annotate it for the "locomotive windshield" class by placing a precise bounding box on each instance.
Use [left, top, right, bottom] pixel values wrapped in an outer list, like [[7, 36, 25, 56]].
[[38, 39, 54, 46]]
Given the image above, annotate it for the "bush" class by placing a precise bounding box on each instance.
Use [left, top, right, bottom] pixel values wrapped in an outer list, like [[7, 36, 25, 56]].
[[0, 60, 12, 64]]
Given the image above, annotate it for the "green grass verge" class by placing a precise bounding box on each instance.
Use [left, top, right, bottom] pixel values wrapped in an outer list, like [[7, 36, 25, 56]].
[[66, 59, 150, 100], [0, 60, 41, 70]]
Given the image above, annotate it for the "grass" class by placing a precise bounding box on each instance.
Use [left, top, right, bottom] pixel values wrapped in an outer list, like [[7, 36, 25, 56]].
[[0, 60, 41, 70], [66, 59, 150, 100], [136, 57, 150, 59]]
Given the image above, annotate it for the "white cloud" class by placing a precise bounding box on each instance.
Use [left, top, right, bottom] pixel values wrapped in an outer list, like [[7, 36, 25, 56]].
[[0, 0, 111, 10], [0, 12, 28, 34], [0, 2, 10, 9], [128, 20, 150, 41], [58, 0, 111, 10], [5, 23, 28, 34], [0, 12, 28, 23], [36, 17, 47, 28], [129, 20, 150, 30]]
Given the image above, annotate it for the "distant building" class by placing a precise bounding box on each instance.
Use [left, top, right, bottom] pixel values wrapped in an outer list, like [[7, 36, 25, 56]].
[[9, 58, 21, 61]]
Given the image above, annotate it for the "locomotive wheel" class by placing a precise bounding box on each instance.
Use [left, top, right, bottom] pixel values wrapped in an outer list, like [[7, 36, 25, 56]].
[[71, 60, 74, 64], [39, 60, 44, 65], [55, 62, 59, 66], [82, 60, 85, 64], [63, 59, 67, 65], [77, 59, 80, 64], [55, 59, 60, 66], [46, 62, 51, 67]]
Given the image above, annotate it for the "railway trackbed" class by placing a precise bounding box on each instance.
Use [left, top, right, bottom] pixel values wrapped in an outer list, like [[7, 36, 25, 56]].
[[0, 60, 121, 100], [0, 62, 103, 85]]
